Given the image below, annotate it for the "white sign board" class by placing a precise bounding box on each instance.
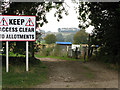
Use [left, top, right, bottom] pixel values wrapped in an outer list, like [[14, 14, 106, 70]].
[[0, 15, 36, 41]]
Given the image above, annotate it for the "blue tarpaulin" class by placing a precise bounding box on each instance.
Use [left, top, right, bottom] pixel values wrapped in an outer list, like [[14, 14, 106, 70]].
[[56, 42, 72, 45]]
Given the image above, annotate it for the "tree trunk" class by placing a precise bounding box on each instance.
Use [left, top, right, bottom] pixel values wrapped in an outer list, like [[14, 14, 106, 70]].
[[88, 34, 91, 59], [90, 47, 93, 57]]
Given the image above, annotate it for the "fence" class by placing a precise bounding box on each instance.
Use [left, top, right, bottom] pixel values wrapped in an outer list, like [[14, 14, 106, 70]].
[[67, 44, 88, 60]]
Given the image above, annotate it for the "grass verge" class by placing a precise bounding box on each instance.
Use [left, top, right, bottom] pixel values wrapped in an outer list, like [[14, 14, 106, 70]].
[[35, 54, 84, 61], [2, 56, 48, 88]]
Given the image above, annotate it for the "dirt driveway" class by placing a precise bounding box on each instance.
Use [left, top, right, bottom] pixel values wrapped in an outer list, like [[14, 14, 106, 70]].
[[35, 58, 118, 88]]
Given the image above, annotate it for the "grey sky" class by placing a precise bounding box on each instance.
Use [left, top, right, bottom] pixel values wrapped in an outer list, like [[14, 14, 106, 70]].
[[39, 0, 94, 33]]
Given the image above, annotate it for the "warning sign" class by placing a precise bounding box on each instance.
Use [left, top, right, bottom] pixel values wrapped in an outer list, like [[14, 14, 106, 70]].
[[0, 15, 36, 41], [25, 18, 34, 26], [0, 17, 8, 26]]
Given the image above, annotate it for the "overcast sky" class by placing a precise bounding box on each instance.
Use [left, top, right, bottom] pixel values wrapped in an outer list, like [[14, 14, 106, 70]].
[[39, 0, 94, 33]]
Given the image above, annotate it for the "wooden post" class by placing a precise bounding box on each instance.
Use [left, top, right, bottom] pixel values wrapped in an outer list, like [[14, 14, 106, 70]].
[[88, 34, 91, 59]]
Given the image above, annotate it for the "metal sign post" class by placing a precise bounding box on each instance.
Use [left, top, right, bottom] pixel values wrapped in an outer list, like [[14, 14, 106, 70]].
[[6, 41, 8, 72], [26, 41, 28, 71]]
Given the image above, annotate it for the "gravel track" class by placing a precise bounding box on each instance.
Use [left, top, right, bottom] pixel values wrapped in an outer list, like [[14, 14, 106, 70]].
[[35, 58, 118, 88]]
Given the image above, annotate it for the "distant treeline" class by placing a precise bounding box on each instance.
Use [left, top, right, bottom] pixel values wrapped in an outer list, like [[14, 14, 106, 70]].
[[58, 28, 80, 33]]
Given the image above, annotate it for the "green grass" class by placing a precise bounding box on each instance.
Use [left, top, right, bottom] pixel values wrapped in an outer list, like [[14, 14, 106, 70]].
[[82, 66, 94, 79], [2, 58, 48, 88], [9, 52, 25, 57], [2, 52, 25, 57], [35, 54, 84, 61], [83, 72, 94, 79]]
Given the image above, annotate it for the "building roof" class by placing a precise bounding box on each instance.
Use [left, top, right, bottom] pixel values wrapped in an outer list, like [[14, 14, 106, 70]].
[[56, 42, 72, 45]]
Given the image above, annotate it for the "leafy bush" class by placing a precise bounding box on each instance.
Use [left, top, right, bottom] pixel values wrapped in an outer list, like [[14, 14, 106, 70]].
[[50, 45, 60, 56], [2, 56, 41, 66], [37, 46, 54, 56], [36, 45, 68, 57]]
